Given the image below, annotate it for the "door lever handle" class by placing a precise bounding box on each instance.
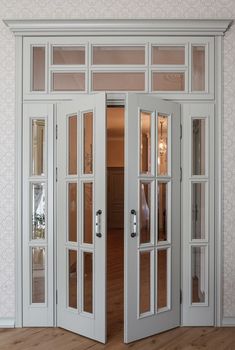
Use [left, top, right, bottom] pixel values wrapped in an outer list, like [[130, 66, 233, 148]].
[[131, 209, 137, 238], [96, 209, 102, 238]]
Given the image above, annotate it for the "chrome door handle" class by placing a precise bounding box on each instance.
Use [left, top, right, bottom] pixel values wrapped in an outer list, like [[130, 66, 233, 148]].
[[96, 209, 102, 238], [131, 209, 137, 238]]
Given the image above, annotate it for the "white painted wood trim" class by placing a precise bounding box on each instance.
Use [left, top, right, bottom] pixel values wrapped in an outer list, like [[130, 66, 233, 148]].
[[3, 19, 233, 36], [0, 318, 15, 328], [222, 317, 235, 326]]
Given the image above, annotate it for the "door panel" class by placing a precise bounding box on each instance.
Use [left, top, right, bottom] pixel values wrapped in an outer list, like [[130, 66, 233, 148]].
[[57, 93, 106, 343], [124, 94, 180, 343]]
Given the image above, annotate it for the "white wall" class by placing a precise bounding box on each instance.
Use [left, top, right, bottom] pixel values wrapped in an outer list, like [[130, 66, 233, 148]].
[[0, 0, 234, 320]]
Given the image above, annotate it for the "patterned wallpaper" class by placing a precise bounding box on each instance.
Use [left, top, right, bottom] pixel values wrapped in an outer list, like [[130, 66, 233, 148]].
[[0, 0, 234, 319]]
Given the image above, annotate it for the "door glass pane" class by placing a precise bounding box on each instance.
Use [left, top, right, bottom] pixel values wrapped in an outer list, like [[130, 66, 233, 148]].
[[32, 247, 45, 303], [92, 72, 145, 91], [83, 183, 93, 244], [52, 72, 85, 91], [191, 246, 206, 303], [92, 46, 145, 65], [53, 46, 85, 65], [68, 115, 77, 175], [140, 111, 151, 174], [139, 251, 151, 315], [157, 249, 168, 310], [32, 119, 46, 176], [140, 182, 151, 244], [152, 46, 185, 65], [158, 114, 168, 176], [83, 252, 93, 313], [158, 182, 168, 242], [68, 249, 77, 309], [192, 119, 206, 175], [83, 112, 93, 174], [68, 183, 77, 242], [192, 46, 205, 91], [32, 47, 45, 91], [152, 72, 185, 91], [32, 183, 46, 240], [192, 183, 206, 240]]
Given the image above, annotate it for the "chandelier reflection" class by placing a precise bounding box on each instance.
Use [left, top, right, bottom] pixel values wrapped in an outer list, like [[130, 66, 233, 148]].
[[159, 120, 167, 156]]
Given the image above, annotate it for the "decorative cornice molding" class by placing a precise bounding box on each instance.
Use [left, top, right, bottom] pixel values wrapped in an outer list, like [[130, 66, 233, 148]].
[[3, 19, 233, 37]]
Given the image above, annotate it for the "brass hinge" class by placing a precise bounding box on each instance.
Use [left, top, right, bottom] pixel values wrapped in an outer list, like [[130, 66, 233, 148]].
[[180, 167, 182, 182], [180, 124, 182, 139], [56, 290, 58, 305], [180, 289, 182, 304], [56, 124, 58, 140], [56, 167, 58, 182]]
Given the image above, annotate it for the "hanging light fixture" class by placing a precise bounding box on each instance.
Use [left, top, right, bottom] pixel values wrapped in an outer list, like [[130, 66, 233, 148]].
[[159, 120, 167, 156]]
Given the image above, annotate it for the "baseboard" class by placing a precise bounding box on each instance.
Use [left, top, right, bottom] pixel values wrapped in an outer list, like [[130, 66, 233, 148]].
[[222, 317, 235, 326], [0, 318, 15, 328]]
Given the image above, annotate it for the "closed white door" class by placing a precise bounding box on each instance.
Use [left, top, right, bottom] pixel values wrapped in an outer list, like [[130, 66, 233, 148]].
[[57, 93, 106, 343], [124, 94, 181, 343]]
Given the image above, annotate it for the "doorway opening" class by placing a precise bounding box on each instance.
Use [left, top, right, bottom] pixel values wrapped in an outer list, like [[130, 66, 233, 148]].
[[106, 106, 125, 340]]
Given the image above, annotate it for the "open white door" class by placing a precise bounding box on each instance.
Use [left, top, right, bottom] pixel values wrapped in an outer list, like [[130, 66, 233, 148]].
[[57, 93, 106, 343], [124, 94, 181, 343]]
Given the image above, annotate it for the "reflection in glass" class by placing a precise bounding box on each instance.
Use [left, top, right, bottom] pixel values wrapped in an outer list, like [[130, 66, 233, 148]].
[[68, 183, 77, 242], [32, 247, 45, 303], [139, 251, 151, 315], [52, 72, 85, 91], [192, 46, 205, 91], [92, 72, 145, 91], [68, 249, 77, 309], [83, 252, 93, 313], [32, 183, 46, 240], [83, 183, 93, 244], [191, 246, 206, 303], [140, 182, 151, 244], [93, 46, 145, 65], [158, 183, 168, 242], [140, 111, 151, 174], [68, 115, 77, 175], [157, 249, 168, 310], [158, 115, 168, 175], [32, 119, 45, 176], [152, 46, 185, 65], [192, 183, 206, 240], [192, 119, 205, 175], [53, 46, 85, 65], [83, 112, 93, 174], [32, 47, 45, 91], [152, 72, 185, 91]]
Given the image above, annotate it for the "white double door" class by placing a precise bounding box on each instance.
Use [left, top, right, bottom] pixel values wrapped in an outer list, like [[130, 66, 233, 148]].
[[57, 93, 180, 343]]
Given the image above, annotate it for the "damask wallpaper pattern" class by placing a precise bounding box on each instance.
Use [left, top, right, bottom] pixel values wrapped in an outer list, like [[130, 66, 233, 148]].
[[0, 0, 234, 319]]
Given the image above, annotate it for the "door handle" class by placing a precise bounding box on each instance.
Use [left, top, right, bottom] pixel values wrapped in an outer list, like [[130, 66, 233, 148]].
[[96, 209, 102, 238], [131, 209, 137, 238]]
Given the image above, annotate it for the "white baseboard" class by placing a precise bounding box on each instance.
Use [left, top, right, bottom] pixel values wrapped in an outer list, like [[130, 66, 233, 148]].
[[222, 317, 235, 326], [0, 318, 15, 328]]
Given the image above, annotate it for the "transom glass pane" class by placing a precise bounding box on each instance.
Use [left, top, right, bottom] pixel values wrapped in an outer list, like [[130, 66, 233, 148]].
[[157, 249, 168, 310], [83, 252, 93, 313], [158, 114, 168, 176], [32, 47, 45, 91], [191, 246, 206, 303], [68, 183, 77, 242], [140, 111, 152, 174], [92, 72, 145, 91], [92, 46, 145, 65], [68, 115, 77, 175], [152, 46, 185, 65], [139, 251, 151, 315], [32, 119, 46, 176], [192, 119, 206, 175], [192, 183, 206, 240], [140, 182, 151, 244], [158, 182, 168, 242], [32, 247, 45, 303], [68, 249, 77, 309], [152, 72, 185, 92], [192, 46, 205, 91], [52, 72, 85, 91], [32, 183, 46, 240], [83, 183, 93, 244], [53, 46, 85, 65], [83, 112, 93, 174]]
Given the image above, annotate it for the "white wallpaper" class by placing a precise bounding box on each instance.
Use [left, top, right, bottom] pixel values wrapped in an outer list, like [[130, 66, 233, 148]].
[[0, 0, 234, 319]]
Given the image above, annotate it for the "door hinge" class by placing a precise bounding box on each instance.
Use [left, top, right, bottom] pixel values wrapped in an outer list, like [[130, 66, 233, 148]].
[[180, 167, 182, 182], [56, 167, 58, 182], [56, 290, 58, 305], [56, 124, 58, 140], [180, 124, 182, 139], [180, 289, 182, 304]]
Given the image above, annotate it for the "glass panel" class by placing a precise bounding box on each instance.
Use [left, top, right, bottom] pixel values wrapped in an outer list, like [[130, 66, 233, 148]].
[[83, 252, 93, 313], [140, 111, 151, 174], [158, 183, 168, 242], [83, 112, 93, 174], [139, 251, 151, 315], [157, 249, 168, 310], [191, 246, 206, 303], [192, 183, 206, 240], [68, 183, 77, 242], [92, 72, 145, 91], [53, 46, 85, 65], [192, 46, 205, 91], [68, 249, 77, 309], [152, 46, 185, 65], [140, 182, 151, 244], [52, 72, 85, 91], [158, 114, 168, 175], [192, 119, 206, 175], [68, 115, 77, 175], [92, 46, 145, 65], [32, 47, 45, 91], [32, 119, 46, 176], [152, 72, 185, 91], [32, 247, 45, 303], [32, 183, 46, 240], [83, 183, 93, 244]]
